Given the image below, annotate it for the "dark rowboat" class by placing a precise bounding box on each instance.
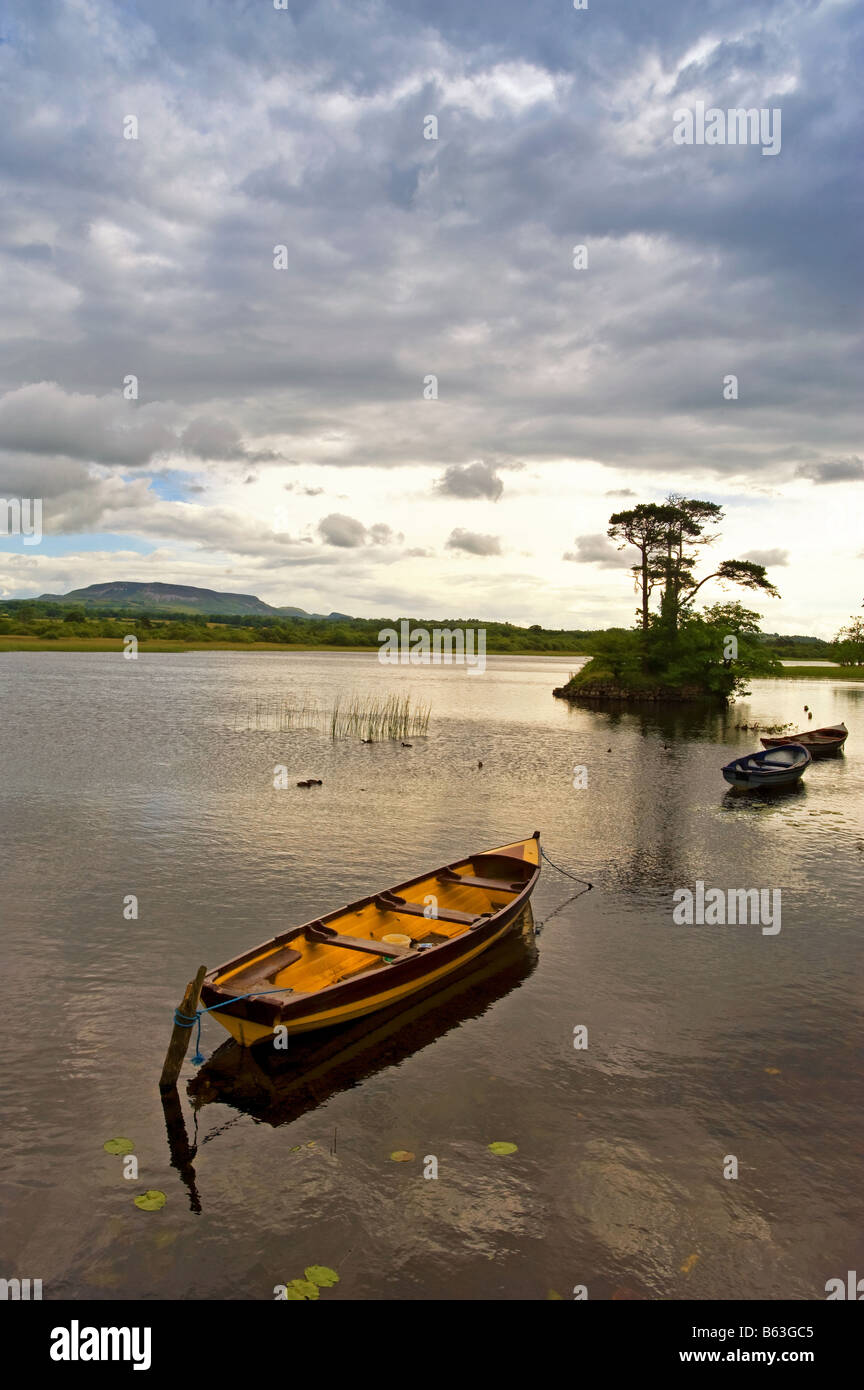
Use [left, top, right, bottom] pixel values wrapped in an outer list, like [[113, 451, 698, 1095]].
[[760, 722, 848, 758], [722, 743, 811, 790], [200, 833, 541, 1045]]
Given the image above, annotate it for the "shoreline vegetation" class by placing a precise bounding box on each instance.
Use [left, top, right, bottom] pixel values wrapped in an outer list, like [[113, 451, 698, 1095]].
[[0, 602, 596, 655]]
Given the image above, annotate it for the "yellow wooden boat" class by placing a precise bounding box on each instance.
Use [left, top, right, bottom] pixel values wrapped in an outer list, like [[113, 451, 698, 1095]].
[[200, 833, 541, 1045]]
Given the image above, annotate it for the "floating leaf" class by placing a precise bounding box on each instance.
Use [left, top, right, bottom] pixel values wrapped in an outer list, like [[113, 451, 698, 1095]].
[[547, 1289, 563, 1300], [306, 1141, 316, 1147], [134, 1190, 167, 1212], [764, 1067, 781, 1075], [390, 1150, 414, 1162], [284, 1278, 319, 1301], [103, 1137, 134, 1156], [680, 1253, 699, 1275], [288, 1145, 303, 1153], [305, 1265, 339, 1288], [488, 1141, 518, 1156]]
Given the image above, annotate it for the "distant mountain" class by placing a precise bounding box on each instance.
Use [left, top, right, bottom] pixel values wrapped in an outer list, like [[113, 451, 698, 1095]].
[[34, 581, 351, 620]]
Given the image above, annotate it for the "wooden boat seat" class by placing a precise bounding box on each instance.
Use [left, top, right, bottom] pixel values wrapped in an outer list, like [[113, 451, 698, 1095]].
[[222, 945, 303, 993], [374, 892, 486, 926], [438, 870, 522, 893], [304, 920, 413, 958]]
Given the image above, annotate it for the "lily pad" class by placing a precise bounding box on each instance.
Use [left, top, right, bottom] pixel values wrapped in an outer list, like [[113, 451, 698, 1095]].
[[288, 1145, 303, 1152], [305, 1265, 339, 1288], [488, 1141, 518, 1156], [284, 1278, 319, 1301], [133, 1190, 167, 1212], [390, 1150, 415, 1162], [103, 1137, 134, 1156]]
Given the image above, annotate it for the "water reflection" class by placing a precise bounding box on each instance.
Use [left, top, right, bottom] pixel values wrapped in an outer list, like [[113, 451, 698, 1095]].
[[721, 781, 808, 810], [556, 697, 738, 744], [160, 1085, 203, 1215]]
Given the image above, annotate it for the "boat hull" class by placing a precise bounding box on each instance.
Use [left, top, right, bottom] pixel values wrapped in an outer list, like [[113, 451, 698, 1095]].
[[201, 834, 541, 1045], [722, 766, 807, 789], [722, 743, 812, 789], [760, 723, 847, 758]]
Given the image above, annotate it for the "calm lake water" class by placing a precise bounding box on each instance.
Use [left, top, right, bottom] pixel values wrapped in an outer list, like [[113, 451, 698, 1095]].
[[2, 651, 863, 1301]]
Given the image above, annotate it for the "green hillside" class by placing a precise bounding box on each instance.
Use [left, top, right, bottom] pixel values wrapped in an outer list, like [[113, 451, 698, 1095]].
[[31, 580, 350, 620]]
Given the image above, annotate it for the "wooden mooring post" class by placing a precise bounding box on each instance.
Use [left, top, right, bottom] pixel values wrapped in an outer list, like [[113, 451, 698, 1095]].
[[159, 965, 207, 1092]]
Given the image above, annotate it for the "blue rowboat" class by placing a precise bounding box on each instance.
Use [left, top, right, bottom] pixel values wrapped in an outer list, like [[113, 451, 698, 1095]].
[[722, 743, 812, 789]]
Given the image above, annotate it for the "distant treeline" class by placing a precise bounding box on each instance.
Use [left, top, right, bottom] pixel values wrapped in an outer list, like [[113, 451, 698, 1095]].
[[0, 601, 596, 652], [757, 633, 836, 658], [0, 602, 845, 657]]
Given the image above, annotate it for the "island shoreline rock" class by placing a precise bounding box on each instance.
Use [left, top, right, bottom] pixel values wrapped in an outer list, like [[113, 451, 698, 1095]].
[[553, 682, 722, 704]]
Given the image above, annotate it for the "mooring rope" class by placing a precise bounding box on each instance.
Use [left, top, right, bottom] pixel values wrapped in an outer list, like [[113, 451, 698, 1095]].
[[174, 987, 296, 1064], [539, 845, 593, 889]]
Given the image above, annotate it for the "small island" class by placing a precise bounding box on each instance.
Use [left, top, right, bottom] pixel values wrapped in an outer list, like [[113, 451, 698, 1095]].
[[554, 495, 783, 704]]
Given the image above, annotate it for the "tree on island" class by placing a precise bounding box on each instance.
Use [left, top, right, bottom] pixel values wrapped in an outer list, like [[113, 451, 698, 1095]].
[[608, 496, 779, 633], [565, 496, 782, 701]]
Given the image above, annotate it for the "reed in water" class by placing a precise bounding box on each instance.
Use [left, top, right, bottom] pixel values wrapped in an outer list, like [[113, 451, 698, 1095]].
[[234, 690, 430, 741]]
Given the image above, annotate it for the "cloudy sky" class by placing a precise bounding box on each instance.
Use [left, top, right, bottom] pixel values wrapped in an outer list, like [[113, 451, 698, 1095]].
[[0, 0, 861, 633]]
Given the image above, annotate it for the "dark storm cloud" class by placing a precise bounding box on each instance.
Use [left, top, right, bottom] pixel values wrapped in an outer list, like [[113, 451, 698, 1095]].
[[446, 529, 502, 556], [0, 384, 280, 469], [563, 534, 633, 568], [180, 418, 281, 464], [434, 461, 504, 500], [795, 458, 864, 484], [317, 514, 399, 548], [317, 514, 368, 548], [742, 548, 789, 567]]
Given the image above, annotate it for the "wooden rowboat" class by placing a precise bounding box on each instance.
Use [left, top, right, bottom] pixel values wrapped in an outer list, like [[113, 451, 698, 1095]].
[[200, 833, 541, 1045], [760, 722, 848, 758], [722, 743, 811, 790]]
